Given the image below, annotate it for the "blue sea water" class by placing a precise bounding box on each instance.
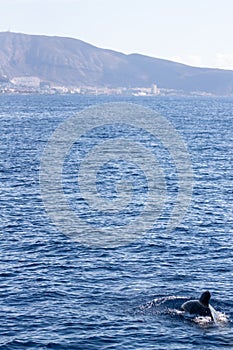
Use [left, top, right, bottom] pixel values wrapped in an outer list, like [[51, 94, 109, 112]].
[[0, 94, 233, 349]]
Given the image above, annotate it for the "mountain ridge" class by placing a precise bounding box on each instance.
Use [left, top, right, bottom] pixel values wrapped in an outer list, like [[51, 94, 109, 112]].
[[0, 31, 233, 95]]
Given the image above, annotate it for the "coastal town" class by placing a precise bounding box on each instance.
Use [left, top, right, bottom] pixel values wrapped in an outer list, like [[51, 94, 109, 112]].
[[0, 75, 213, 96]]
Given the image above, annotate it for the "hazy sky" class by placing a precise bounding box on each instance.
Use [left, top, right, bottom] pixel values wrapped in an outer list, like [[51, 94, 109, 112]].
[[1, 0, 233, 69]]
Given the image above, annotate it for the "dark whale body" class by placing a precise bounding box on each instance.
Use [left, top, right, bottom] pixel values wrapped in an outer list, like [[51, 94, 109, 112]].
[[181, 291, 213, 319]]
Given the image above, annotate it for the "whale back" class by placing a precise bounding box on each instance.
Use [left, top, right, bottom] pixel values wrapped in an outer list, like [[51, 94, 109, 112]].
[[181, 300, 212, 317], [181, 291, 212, 318]]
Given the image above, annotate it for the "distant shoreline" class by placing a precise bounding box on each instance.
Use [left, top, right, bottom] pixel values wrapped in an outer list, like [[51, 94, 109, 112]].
[[1, 32, 233, 96]]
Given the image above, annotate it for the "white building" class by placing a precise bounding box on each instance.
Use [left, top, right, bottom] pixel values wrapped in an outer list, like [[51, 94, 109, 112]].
[[11, 76, 40, 88], [151, 84, 159, 95]]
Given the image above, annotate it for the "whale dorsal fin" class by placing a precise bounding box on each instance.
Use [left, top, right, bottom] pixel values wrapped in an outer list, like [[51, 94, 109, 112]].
[[199, 291, 211, 307]]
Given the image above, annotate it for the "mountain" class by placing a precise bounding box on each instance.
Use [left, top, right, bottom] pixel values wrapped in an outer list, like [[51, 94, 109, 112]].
[[0, 31, 233, 95]]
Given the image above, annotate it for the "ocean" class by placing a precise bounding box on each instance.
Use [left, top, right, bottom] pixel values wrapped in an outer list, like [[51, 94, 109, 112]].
[[0, 94, 233, 349]]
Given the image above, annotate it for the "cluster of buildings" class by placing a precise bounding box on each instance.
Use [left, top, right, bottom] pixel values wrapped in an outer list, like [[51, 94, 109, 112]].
[[0, 75, 214, 96], [0, 75, 161, 96], [78, 84, 160, 96]]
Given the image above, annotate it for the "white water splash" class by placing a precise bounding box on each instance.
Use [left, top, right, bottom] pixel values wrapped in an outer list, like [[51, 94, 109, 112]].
[[209, 304, 228, 325], [194, 316, 212, 327], [209, 304, 219, 324]]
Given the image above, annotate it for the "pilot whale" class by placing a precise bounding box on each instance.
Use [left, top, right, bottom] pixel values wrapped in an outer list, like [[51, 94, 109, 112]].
[[181, 291, 213, 319]]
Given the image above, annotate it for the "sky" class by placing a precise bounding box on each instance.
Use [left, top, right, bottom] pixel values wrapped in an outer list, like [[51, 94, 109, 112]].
[[0, 0, 233, 70]]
